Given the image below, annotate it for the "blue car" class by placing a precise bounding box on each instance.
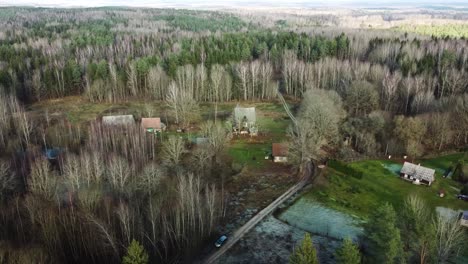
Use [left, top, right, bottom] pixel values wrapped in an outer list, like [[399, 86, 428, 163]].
[[215, 235, 228, 248]]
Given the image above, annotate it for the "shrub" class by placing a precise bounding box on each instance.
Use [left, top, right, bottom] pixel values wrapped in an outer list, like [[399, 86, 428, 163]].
[[328, 160, 363, 179]]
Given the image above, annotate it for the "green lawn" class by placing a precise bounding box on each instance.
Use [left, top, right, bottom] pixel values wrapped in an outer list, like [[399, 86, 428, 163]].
[[306, 154, 468, 219], [227, 102, 291, 169]]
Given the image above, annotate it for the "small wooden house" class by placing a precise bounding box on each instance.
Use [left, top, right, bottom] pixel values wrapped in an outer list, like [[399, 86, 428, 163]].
[[400, 162, 435, 186], [141, 117, 164, 133], [102, 115, 135, 126], [460, 211, 468, 227], [272, 143, 288, 163]]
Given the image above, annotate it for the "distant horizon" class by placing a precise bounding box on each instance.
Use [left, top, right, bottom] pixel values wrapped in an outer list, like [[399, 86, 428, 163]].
[[1, 0, 468, 9]]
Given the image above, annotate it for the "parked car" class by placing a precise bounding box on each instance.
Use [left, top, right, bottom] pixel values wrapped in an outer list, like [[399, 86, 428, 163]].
[[457, 194, 468, 201], [214, 235, 228, 248]]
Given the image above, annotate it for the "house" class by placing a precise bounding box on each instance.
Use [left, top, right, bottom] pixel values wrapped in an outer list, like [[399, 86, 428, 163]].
[[141, 117, 165, 133], [272, 143, 288, 163], [400, 162, 435, 186], [233, 106, 257, 135], [102, 115, 135, 126], [460, 211, 468, 227]]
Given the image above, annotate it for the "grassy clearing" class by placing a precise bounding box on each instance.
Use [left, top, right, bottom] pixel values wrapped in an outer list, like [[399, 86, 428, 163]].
[[228, 102, 291, 169], [305, 154, 468, 219], [29, 96, 167, 124], [30, 97, 292, 170]]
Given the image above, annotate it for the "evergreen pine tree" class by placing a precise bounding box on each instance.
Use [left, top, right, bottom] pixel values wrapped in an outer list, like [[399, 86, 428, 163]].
[[363, 203, 402, 264], [289, 233, 319, 264], [122, 239, 149, 264], [335, 238, 361, 264]]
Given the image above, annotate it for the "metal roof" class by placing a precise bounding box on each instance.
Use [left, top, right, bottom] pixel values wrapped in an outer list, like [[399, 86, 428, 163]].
[[102, 115, 135, 126], [272, 143, 288, 157], [400, 162, 435, 182], [234, 106, 256, 125], [141, 118, 161, 129]]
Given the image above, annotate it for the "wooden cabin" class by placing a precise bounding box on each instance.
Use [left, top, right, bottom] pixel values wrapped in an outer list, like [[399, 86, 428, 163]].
[[272, 143, 288, 163], [141, 117, 164, 133]]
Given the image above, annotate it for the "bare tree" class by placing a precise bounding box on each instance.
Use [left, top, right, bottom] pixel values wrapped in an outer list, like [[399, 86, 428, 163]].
[[381, 71, 401, 111], [434, 214, 465, 263], [210, 64, 223, 121], [234, 62, 249, 101], [0, 161, 16, 202], [166, 82, 199, 128], [28, 158, 57, 200], [289, 89, 344, 166], [162, 136, 187, 166], [107, 155, 131, 194], [166, 82, 180, 125]]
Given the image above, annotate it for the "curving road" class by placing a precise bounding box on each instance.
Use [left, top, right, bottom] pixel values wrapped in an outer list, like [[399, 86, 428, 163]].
[[202, 162, 313, 264]]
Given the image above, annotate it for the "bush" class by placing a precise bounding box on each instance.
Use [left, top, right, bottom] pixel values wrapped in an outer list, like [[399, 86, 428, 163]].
[[461, 185, 468, 195], [329, 160, 363, 179]]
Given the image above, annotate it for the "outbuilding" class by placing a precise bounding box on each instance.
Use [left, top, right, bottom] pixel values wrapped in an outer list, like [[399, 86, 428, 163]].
[[102, 115, 135, 126], [272, 143, 288, 163], [460, 211, 468, 227], [141, 117, 165, 133]]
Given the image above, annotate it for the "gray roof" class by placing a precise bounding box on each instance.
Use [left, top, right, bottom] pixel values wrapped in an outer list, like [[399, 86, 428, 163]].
[[400, 162, 435, 182], [194, 137, 209, 145], [102, 115, 135, 126], [463, 211, 468, 220], [234, 106, 256, 125]]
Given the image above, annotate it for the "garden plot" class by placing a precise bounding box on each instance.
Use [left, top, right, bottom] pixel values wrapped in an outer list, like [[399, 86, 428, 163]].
[[278, 198, 363, 240]]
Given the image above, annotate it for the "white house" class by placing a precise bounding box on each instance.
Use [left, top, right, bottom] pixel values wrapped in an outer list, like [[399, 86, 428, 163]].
[[400, 162, 435, 186]]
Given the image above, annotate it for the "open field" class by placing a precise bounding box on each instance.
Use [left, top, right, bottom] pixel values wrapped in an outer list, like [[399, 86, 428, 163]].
[[305, 153, 468, 219]]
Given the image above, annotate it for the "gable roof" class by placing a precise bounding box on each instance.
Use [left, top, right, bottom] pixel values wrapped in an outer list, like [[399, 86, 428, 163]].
[[234, 106, 256, 124], [141, 118, 161, 129], [400, 162, 435, 182], [102, 115, 135, 126], [272, 143, 288, 157]]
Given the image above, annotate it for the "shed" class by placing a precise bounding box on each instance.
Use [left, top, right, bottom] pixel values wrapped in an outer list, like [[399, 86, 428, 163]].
[[272, 143, 288, 163], [400, 162, 435, 186], [102, 115, 135, 126], [461, 211, 468, 227], [234, 106, 256, 128], [141, 117, 164, 132]]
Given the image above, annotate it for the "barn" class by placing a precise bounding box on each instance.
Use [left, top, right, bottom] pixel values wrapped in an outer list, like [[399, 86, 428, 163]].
[[400, 162, 435, 186], [102, 115, 135, 126]]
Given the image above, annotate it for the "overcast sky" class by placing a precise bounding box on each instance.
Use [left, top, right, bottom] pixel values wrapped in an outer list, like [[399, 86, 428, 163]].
[[1, 0, 467, 8]]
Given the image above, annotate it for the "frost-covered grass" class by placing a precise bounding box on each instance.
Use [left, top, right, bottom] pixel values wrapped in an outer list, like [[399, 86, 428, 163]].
[[305, 154, 468, 218], [278, 198, 363, 240]]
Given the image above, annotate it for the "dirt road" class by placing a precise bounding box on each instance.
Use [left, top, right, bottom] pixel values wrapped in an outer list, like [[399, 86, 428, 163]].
[[202, 163, 313, 264]]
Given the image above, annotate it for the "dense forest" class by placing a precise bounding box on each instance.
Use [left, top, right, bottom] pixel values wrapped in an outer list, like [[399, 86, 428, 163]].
[[0, 6, 467, 264]]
